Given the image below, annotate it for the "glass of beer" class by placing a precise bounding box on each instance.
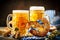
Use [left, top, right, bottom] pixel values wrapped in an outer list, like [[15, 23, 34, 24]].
[[6, 10, 29, 37], [30, 6, 45, 21], [29, 6, 50, 37]]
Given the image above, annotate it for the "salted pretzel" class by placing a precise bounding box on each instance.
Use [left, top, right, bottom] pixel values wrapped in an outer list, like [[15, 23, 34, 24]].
[[28, 15, 50, 37]]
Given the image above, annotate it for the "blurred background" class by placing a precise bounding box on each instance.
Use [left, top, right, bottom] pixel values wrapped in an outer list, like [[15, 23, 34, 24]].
[[0, 0, 60, 27]]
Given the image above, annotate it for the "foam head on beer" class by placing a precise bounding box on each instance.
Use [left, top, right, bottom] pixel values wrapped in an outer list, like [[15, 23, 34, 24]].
[[12, 10, 29, 14], [30, 6, 45, 10], [30, 6, 45, 21]]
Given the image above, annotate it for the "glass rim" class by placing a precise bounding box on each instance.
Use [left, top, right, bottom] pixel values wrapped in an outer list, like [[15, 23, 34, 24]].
[[30, 6, 45, 10], [12, 10, 29, 13]]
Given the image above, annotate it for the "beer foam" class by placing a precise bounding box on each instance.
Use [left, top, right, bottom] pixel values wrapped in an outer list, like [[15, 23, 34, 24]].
[[30, 6, 45, 10], [12, 10, 29, 13]]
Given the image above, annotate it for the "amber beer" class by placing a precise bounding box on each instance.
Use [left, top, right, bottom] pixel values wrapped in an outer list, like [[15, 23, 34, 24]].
[[7, 10, 29, 37], [30, 6, 45, 21], [29, 6, 50, 37]]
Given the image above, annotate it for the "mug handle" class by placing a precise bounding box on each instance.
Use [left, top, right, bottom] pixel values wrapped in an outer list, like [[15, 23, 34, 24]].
[[6, 14, 12, 29]]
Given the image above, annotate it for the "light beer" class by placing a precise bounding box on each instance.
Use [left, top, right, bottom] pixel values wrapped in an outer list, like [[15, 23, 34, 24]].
[[12, 10, 29, 37], [30, 6, 45, 21], [7, 10, 29, 37], [29, 6, 50, 36]]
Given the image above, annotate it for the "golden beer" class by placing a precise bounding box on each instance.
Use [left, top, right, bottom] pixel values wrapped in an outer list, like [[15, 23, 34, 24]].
[[30, 6, 45, 21], [12, 10, 29, 37], [7, 10, 29, 37], [29, 6, 50, 36]]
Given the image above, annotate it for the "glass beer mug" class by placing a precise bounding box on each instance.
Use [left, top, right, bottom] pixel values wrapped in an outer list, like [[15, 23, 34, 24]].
[[30, 6, 45, 21], [6, 10, 29, 37], [29, 6, 50, 36]]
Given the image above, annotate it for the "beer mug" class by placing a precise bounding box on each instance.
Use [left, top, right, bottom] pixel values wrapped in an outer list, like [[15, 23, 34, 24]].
[[30, 6, 45, 21], [6, 10, 29, 37], [29, 6, 50, 36]]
